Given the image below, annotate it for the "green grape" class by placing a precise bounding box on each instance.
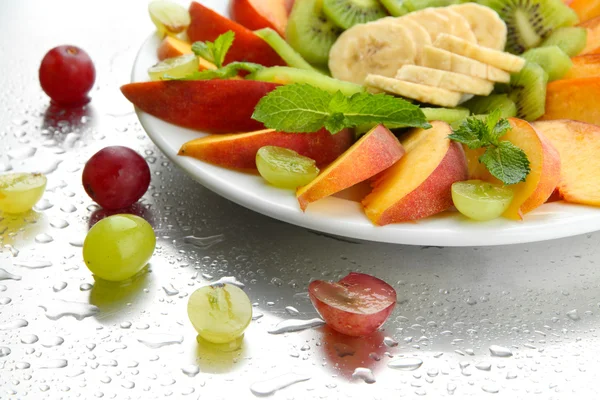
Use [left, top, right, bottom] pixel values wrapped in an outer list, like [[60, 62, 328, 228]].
[[148, 54, 199, 81], [148, 0, 191, 37], [0, 173, 47, 214], [256, 146, 320, 189], [83, 214, 156, 282], [452, 180, 514, 221], [187, 283, 252, 344]]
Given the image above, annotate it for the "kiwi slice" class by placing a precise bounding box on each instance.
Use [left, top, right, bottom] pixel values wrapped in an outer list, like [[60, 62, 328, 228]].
[[380, 0, 465, 16], [247, 66, 364, 96], [322, 0, 388, 30], [522, 46, 573, 81], [286, 0, 342, 67], [254, 28, 320, 73], [480, 0, 579, 54], [422, 107, 470, 123], [462, 94, 517, 118], [507, 62, 548, 121], [541, 27, 588, 57]]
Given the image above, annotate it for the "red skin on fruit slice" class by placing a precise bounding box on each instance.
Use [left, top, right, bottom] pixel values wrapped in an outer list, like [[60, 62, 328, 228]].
[[308, 272, 397, 337]]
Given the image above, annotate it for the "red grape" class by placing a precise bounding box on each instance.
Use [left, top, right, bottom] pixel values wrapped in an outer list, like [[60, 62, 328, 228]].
[[39, 45, 96, 106], [308, 272, 396, 337], [82, 146, 151, 210]]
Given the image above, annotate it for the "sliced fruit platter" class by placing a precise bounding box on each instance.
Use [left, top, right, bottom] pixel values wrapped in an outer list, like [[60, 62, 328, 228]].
[[123, 0, 600, 246]]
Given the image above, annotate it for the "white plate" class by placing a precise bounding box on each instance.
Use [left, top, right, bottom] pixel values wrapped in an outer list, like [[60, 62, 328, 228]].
[[131, 2, 600, 247]]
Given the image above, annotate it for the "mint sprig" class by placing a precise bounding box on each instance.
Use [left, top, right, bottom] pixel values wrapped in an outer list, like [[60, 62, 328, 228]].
[[191, 31, 235, 68], [449, 111, 530, 185], [252, 84, 430, 134]]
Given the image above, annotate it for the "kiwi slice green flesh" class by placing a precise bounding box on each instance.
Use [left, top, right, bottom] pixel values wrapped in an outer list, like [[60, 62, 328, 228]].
[[322, 0, 388, 30], [462, 94, 518, 118], [481, 0, 579, 54], [380, 0, 466, 16], [522, 46, 573, 81], [541, 27, 588, 57], [507, 62, 548, 121], [247, 66, 364, 96], [286, 0, 342, 67], [254, 28, 319, 73]]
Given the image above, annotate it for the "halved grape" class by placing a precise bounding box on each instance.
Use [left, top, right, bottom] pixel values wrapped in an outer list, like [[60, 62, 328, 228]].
[[148, 0, 191, 37], [83, 214, 156, 282], [0, 173, 47, 214], [256, 146, 319, 189], [148, 54, 199, 81], [452, 180, 514, 221], [187, 283, 252, 344]]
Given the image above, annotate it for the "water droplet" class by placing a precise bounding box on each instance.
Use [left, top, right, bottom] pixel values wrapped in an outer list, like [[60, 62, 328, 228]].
[[0, 297, 11, 305], [506, 371, 517, 379], [249, 373, 310, 396], [482, 383, 500, 394], [40, 359, 68, 369], [427, 368, 439, 377], [162, 283, 179, 296], [16, 257, 53, 271], [39, 159, 62, 174], [388, 358, 424, 371], [181, 365, 199, 377], [53, 281, 67, 292], [475, 362, 492, 371], [369, 352, 381, 361], [0, 346, 11, 357], [285, 306, 300, 316], [120, 321, 132, 329], [352, 367, 375, 384], [333, 343, 355, 357], [20, 334, 38, 344], [0, 161, 12, 172], [268, 318, 325, 334], [447, 383, 457, 395], [16, 362, 30, 370], [121, 380, 135, 389], [39, 384, 50, 392], [4, 244, 19, 257], [0, 319, 28, 330], [69, 238, 84, 247], [8, 146, 36, 160], [384, 337, 399, 347], [489, 345, 513, 357], [183, 234, 225, 249], [41, 336, 64, 347], [137, 333, 184, 348], [39, 299, 99, 320], [210, 276, 245, 288], [80, 283, 93, 291], [35, 233, 53, 244], [60, 204, 77, 213], [50, 219, 69, 229], [34, 198, 53, 211], [0, 268, 21, 281], [566, 309, 580, 321]]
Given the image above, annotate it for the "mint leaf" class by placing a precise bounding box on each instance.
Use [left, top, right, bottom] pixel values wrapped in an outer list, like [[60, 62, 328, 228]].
[[191, 31, 235, 68], [483, 110, 511, 145], [448, 118, 487, 149], [252, 84, 429, 134], [479, 141, 531, 185], [174, 62, 263, 81], [252, 84, 332, 133]]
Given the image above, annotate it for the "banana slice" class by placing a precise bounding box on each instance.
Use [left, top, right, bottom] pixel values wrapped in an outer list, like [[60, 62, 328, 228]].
[[402, 8, 452, 43], [434, 9, 477, 43], [375, 17, 431, 63], [420, 46, 510, 83], [396, 65, 494, 96], [449, 3, 507, 50], [365, 74, 463, 108], [329, 22, 416, 85], [434, 34, 526, 73]]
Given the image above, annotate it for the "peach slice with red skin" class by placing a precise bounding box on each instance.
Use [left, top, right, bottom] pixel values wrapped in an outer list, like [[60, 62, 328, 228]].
[[308, 272, 396, 337], [296, 124, 405, 211], [157, 36, 216, 70], [533, 119, 600, 206], [362, 121, 468, 225], [541, 77, 600, 125], [230, 0, 288, 37], [178, 128, 353, 170], [120, 80, 279, 134]]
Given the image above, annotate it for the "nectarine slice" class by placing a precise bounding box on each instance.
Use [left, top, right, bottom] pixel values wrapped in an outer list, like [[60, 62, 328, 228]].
[[580, 16, 600, 54], [464, 119, 561, 220], [362, 121, 468, 225], [230, 0, 288, 36], [178, 128, 353, 170], [533, 120, 600, 206], [157, 36, 192, 61], [541, 77, 600, 125], [296, 125, 405, 211], [570, 0, 600, 24], [563, 54, 600, 78]]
